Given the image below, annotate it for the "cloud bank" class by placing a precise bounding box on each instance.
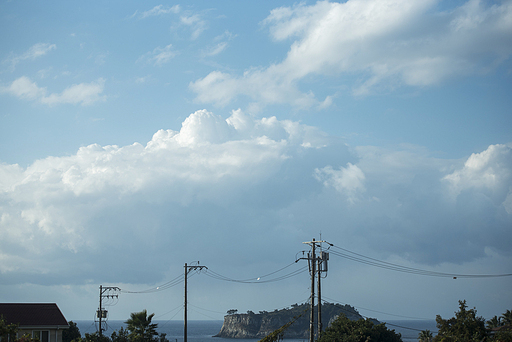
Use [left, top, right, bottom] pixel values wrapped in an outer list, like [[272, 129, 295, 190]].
[[1, 109, 510, 286], [190, 0, 512, 107]]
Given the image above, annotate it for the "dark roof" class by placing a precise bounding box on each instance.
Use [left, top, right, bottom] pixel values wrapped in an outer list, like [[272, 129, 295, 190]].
[[0, 303, 68, 327], [491, 325, 512, 332]]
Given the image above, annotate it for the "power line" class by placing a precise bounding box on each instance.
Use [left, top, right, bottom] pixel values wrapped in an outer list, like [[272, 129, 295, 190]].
[[321, 296, 431, 320], [153, 303, 184, 320], [120, 274, 185, 293], [203, 264, 308, 284], [187, 305, 220, 320], [383, 321, 436, 333], [320, 298, 438, 335], [329, 244, 512, 278], [187, 303, 226, 315]]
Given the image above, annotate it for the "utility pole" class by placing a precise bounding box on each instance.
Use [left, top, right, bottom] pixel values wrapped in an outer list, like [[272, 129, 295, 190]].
[[317, 255, 322, 338], [184, 263, 207, 342], [300, 238, 329, 342], [309, 243, 316, 342], [317, 250, 328, 339], [97, 285, 120, 337]]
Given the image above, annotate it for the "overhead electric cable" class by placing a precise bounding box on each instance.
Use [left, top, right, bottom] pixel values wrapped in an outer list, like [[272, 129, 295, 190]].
[[204, 265, 308, 284], [321, 296, 431, 320], [205, 261, 301, 282], [153, 303, 184, 320], [329, 244, 512, 278], [383, 321, 435, 333], [187, 306, 220, 320], [320, 298, 437, 334], [187, 303, 227, 315], [120, 274, 185, 293]]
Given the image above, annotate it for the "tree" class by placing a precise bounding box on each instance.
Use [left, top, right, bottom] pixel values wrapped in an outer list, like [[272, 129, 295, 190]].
[[419, 330, 433, 342], [157, 333, 169, 342], [487, 316, 503, 329], [316, 314, 402, 342], [494, 310, 512, 342], [0, 315, 18, 342], [0, 316, 38, 342], [433, 300, 486, 342], [125, 310, 158, 342], [227, 309, 238, 315], [83, 332, 111, 342], [502, 310, 512, 326], [63, 321, 82, 342], [111, 327, 129, 342]]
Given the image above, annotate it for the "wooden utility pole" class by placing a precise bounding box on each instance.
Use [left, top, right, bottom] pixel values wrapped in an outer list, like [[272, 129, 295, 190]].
[[310, 242, 316, 342], [97, 285, 120, 337], [317, 256, 322, 337], [99, 285, 103, 337], [184, 263, 207, 342], [300, 238, 329, 342]]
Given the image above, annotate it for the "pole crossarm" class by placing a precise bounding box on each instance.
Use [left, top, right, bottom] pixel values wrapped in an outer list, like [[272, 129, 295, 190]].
[[101, 286, 121, 298]]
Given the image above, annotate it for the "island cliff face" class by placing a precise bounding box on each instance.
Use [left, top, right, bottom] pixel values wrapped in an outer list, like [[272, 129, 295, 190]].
[[214, 303, 371, 339]]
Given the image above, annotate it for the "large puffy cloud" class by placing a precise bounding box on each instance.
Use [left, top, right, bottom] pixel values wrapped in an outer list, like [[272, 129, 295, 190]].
[[443, 144, 512, 207], [0, 109, 331, 284], [190, 0, 512, 107], [0, 110, 511, 287]]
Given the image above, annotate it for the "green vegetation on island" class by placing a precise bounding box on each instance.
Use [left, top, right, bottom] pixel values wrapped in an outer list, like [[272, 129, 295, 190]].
[[215, 302, 377, 339], [316, 314, 401, 342]]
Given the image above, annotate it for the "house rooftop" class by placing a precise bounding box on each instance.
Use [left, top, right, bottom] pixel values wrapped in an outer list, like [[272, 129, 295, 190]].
[[0, 303, 68, 327]]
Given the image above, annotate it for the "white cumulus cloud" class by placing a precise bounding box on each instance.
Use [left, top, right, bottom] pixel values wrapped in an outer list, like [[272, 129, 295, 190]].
[[191, 0, 512, 107], [0, 110, 510, 285], [443, 144, 512, 207]]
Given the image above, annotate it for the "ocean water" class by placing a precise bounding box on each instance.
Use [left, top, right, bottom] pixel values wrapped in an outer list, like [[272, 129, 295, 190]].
[[75, 319, 437, 342], [384, 320, 438, 342]]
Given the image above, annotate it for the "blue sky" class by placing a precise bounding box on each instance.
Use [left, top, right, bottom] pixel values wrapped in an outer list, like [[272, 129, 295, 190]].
[[1, 0, 512, 326]]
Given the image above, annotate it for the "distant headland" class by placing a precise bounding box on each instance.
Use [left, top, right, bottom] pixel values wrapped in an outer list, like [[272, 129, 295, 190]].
[[214, 302, 377, 339]]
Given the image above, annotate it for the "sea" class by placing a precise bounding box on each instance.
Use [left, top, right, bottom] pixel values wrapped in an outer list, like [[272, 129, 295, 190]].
[[75, 319, 438, 342]]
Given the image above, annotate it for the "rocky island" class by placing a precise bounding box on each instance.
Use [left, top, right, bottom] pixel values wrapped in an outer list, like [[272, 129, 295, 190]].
[[214, 302, 376, 339]]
